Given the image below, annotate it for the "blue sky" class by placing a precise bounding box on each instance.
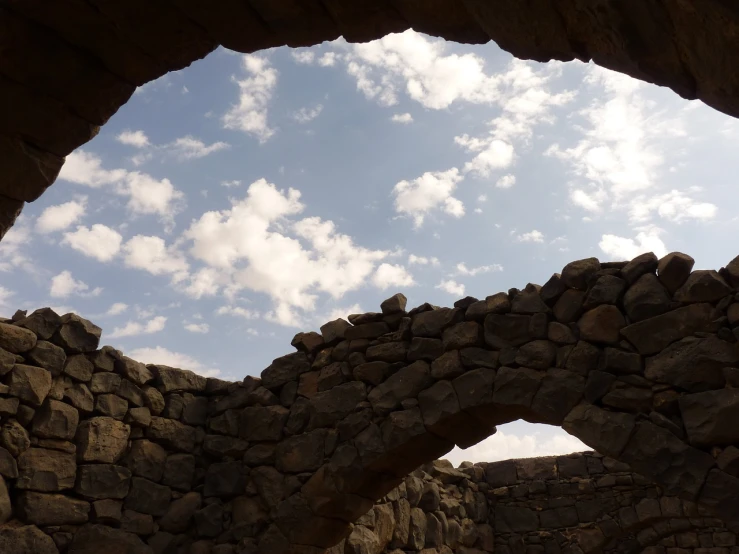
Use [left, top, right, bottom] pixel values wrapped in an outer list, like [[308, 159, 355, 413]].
[[4, 31, 739, 463]]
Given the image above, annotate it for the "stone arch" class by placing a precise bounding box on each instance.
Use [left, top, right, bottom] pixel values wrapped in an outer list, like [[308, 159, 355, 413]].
[[255, 250, 739, 554], [2, 1, 739, 237], [4, 250, 739, 553]]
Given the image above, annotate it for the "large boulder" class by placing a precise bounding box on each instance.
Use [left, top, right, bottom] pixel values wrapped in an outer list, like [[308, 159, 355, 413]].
[[68, 524, 154, 554], [75, 464, 132, 499], [0, 525, 59, 554], [146, 417, 196, 452], [261, 352, 310, 390], [15, 308, 62, 340], [368, 361, 433, 415], [151, 365, 206, 393], [25, 340, 66, 375], [17, 491, 90, 525], [52, 314, 101, 353], [8, 364, 52, 406], [76, 417, 131, 463], [680, 388, 739, 447], [0, 321, 37, 353], [16, 447, 76, 491], [32, 399, 79, 440]]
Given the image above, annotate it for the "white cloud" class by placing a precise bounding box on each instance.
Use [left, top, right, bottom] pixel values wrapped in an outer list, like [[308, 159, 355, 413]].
[[166, 136, 230, 160], [108, 315, 167, 339], [517, 230, 545, 243], [321, 303, 362, 324], [116, 130, 150, 148], [185, 179, 391, 327], [0, 217, 32, 272], [444, 426, 588, 467], [496, 174, 516, 189], [62, 224, 123, 262], [293, 105, 323, 124], [122, 235, 189, 281], [222, 54, 278, 142], [436, 279, 465, 296], [182, 268, 221, 299], [456, 263, 503, 276], [391, 113, 413, 124], [629, 190, 717, 223], [58, 150, 127, 187], [571, 188, 608, 212], [216, 306, 260, 319], [123, 172, 184, 221], [291, 51, 315, 64], [392, 168, 465, 227], [184, 322, 209, 333], [221, 180, 242, 188], [599, 227, 668, 260], [50, 270, 102, 298], [372, 263, 415, 290], [458, 138, 515, 177], [106, 302, 128, 316], [319, 53, 337, 67], [127, 346, 221, 378], [408, 254, 440, 266], [36, 200, 86, 233]]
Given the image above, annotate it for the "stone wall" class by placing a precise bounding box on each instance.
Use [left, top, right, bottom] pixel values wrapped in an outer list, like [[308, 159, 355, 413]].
[[3, 251, 739, 553], [3, 1, 739, 239], [332, 453, 737, 554]]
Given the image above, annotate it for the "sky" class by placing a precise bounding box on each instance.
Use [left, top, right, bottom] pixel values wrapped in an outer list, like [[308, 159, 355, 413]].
[[3, 30, 739, 465]]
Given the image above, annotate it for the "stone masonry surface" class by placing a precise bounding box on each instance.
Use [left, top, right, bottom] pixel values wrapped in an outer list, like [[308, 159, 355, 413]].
[[2, 0, 739, 238], [3, 251, 739, 553]]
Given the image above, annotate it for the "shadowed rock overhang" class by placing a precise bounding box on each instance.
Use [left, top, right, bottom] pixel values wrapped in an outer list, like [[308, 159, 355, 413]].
[[2, 0, 739, 238]]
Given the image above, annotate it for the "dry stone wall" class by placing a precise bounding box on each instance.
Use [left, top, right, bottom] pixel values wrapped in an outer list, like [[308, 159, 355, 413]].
[[3, 251, 739, 554], [331, 453, 738, 554], [3, 0, 739, 238]]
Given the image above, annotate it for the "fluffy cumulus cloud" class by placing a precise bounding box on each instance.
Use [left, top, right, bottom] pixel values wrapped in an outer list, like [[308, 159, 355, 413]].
[[372, 263, 415, 290], [496, 174, 516, 189], [106, 302, 128, 316], [222, 54, 278, 142], [216, 306, 260, 320], [546, 64, 701, 226], [408, 254, 440, 266], [184, 179, 401, 326], [517, 230, 545, 243], [436, 279, 465, 296], [444, 426, 588, 467], [62, 224, 123, 262], [456, 137, 515, 178], [116, 130, 150, 148], [108, 315, 167, 339], [599, 227, 668, 260], [58, 151, 184, 224], [36, 200, 86, 233], [392, 168, 465, 228], [50, 270, 102, 298], [122, 235, 189, 282]]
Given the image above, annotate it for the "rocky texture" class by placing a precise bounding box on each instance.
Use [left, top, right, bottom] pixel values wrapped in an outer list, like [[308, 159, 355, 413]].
[[3, 252, 739, 553], [3, 2, 739, 238]]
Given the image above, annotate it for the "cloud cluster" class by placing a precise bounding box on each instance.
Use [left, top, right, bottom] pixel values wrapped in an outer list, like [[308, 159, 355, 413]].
[[222, 55, 277, 142]]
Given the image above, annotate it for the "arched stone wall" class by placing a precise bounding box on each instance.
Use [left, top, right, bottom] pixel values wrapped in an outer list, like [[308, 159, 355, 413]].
[[3, 251, 739, 553], [2, 0, 739, 238]]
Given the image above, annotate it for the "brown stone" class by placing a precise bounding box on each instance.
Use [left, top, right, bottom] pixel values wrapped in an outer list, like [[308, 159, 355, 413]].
[[240, 405, 289, 440], [262, 352, 311, 390], [95, 393, 128, 420], [621, 252, 659, 284], [408, 337, 444, 361], [515, 340, 556, 370], [75, 464, 132, 499], [321, 318, 352, 345], [32, 398, 79, 440], [368, 360, 432, 415], [0, 524, 59, 553], [381, 293, 407, 314], [159, 491, 202, 533], [578, 305, 625, 344], [17, 491, 90, 525], [675, 270, 731, 303], [553, 289, 586, 323], [645, 336, 738, 392], [411, 308, 464, 338], [16, 447, 76, 491], [680, 388, 739, 447], [308, 381, 367, 429], [658, 252, 695, 293], [125, 476, 171, 516], [431, 350, 465, 379], [561, 257, 600, 290], [52, 313, 102, 353], [365, 341, 408, 362], [125, 439, 166, 481], [69, 523, 153, 553], [8, 364, 52, 406], [562, 404, 636, 458], [275, 429, 327, 473], [147, 416, 196, 452], [442, 321, 483, 350], [77, 416, 130, 463], [64, 354, 94, 381], [0, 321, 37, 353], [65, 382, 94, 412], [15, 307, 62, 340], [623, 273, 671, 322], [25, 340, 66, 375]]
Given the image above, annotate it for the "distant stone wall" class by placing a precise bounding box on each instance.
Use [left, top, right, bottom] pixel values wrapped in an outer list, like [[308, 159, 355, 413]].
[[333, 453, 736, 554], [3, 251, 739, 554]]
